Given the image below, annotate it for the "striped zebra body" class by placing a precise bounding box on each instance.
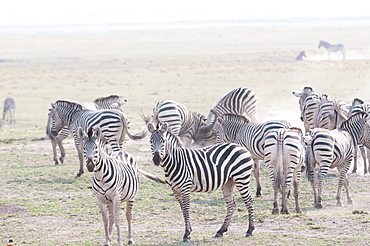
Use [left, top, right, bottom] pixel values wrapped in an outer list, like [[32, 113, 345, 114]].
[[46, 95, 127, 165], [150, 100, 214, 147], [264, 128, 305, 214], [3, 97, 16, 124], [349, 102, 370, 174], [147, 122, 255, 242], [293, 87, 328, 132], [49, 100, 133, 177], [78, 126, 139, 246], [215, 113, 291, 196], [317, 98, 350, 130], [305, 112, 368, 208]]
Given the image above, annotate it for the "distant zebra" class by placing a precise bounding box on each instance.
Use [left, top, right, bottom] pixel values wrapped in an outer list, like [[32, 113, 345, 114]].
[[46, 95, 127, 165], [214, 113, 291, 197], [147, 122, 255, 242], [292, 87, 328, 132], [147, 99, 215, 148], [49, 100, 146, 177], [318, 40, 346, 60], [296, 51, 306, 61], [78, 126, 139, 245], [3, 97, 16, 124], [264, 127, 305, 214], [305, 112, 369, 208]]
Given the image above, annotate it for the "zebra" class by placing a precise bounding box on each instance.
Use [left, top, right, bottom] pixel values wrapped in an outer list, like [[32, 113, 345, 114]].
[[305, 112, 369, 208], [264, 127, 305, 214], [292, 87, 328, 132], [296, 51, 306, 61], [316, 98, 350, 130], [46, 95, 127, 165], [49, 100, 146, 177], [349, 100, 370, 174], [318, 40, 346, 60], [214, 113, 291, 197], [145, 99, 216, 148], [3, 97, 16, 124], [147, 122, 255, 242], [78, 126, 139, 246]]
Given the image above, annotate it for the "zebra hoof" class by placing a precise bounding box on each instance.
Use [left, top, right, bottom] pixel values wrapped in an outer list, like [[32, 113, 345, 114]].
[[128, 240, 134, 244], [245, 233, 253, 237], [314, 203, 323, 209], [214, 232, 223, 238], [272, 208, 279, 215], [182, 238, 190, 243]]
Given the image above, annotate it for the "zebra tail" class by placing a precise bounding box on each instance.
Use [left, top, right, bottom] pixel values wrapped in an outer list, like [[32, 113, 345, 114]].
[[137, 168, 166, 184], [127, 128, 147, 140], [305, 137, 314, 182], [140, 110, 151, 124], [274, 134, 284, 192]]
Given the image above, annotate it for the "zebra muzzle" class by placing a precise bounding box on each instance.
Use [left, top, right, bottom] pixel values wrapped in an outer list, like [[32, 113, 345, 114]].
[[86, 158, 95, 172], [153, 152, 161, 166]]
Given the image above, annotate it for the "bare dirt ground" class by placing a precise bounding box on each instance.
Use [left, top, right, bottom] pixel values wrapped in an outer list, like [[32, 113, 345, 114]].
[[1, 20, 370, 245]]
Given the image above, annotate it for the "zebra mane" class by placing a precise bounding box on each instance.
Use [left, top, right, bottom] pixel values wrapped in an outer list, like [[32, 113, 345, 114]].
[[222, 114, 250, 124], [55, 100, 85, 111], [87, 126, 94, 139], [340, 112, 367, 131], [163, 130, 183, 148], [93, 95, 120, 104]]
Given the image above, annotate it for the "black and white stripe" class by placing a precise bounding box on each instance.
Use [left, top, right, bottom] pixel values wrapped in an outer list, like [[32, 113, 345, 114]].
[[214, 113, 291, 196], [305, 112, 369, 208], [78, 126, 139, 245], [49, 100, 145, 177], [264, 127, 305, 214], [147, 122, 255, 242]]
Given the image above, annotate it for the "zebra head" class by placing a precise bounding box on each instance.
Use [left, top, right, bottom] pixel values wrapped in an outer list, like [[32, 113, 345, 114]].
[[147, 122, 168, 166], [49, 103, 64, 137], [78, 126, 103, 172]]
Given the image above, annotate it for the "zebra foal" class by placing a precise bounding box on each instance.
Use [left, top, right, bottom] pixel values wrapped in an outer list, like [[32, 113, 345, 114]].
[[264, 128, 305, 214], [214, 113, 291, 196], [148, 122, 255, 242], [305, 112, 370, 208], [78, 126, 139, 246]]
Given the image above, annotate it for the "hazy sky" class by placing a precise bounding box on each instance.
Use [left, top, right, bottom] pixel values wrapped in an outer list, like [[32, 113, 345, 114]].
[[0, 0, 369, 26]]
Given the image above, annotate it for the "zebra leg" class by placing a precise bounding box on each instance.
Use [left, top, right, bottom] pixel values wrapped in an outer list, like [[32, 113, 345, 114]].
[[293, 171, 302, 213], [51, 139, 59, 165], [360, 145, 368, 174], [236, 181, 255, 237], [76, 145, 85, 177], [352, 145, 358, 174], [344, 173, 353, 205], [280, 182, 290, 215], [272, 180, 279, 215], [253, 158, 262, 196], [173, 190, 192, 242], [96, 197, 111, 246], [215, 180, 236, 237], [112, 197, 123, 246], [57, 140, 66, 164], [315, 174, 324, 209], [126, 201, 134, 245], [366, 147, 370, 174]]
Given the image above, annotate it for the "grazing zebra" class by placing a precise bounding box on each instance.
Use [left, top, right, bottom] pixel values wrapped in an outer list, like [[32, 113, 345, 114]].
[[296, 51, 306, 61], [318, 40, 346, 60], [264, 127, 305, 214], [147, 99, 216, 148], [46, 95, 127, 165], [49, 100, 146, 177], [78, 126, 139, 246], [147, 122, 255, 242], [3, 97, 16, 124], [305, 112, 369, 208], [292, 87, 328, 132], [214, 113, 291, 196]]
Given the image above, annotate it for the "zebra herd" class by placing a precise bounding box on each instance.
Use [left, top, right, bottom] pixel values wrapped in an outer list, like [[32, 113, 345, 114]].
[[47, 87, 370, 244]]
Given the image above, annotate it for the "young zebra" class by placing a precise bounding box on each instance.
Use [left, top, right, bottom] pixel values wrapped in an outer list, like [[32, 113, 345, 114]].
[[305, 112, 370, 208], [264, 128, 305, 214], [3, 97, 16, 124], [46, 96, 127, 165], [78, 126, 139, 246], [49, 100, 146, 177], [214, 113, 291, 196], [147, 122, 255, 242], [146, 99, 216, 147], [292, 87, 328, 132]]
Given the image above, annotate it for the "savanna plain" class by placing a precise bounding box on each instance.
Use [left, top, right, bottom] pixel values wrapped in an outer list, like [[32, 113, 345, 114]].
[[1, 19, 370, 245]]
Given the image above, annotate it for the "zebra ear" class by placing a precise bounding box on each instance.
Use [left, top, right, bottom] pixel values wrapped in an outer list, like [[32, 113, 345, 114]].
[[147, 122, 156, 133], [160, 122, 168, 133], [92, 126, 102, 139], [77, 127, 86, 139], [51, 103, 56, 110]]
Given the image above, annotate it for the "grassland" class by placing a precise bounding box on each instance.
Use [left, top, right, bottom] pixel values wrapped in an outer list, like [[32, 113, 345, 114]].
[[1, 19, 370, 245]]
